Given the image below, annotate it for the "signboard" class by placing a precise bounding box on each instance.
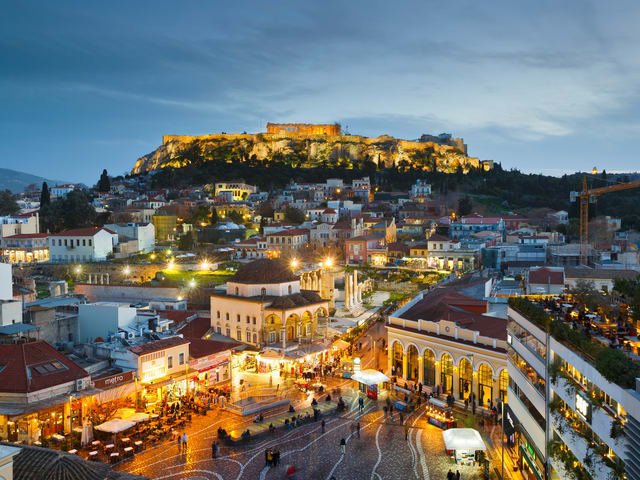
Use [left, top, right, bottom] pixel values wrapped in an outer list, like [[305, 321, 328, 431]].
[[93, 370, 135, 389], [190, 351, 230, 373], [353, 357, 361, 372], [575, 392, 592, 423]]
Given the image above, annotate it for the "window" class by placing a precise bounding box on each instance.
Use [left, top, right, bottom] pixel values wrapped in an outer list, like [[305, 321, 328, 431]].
[[269, 332, 276, 343], [76, 239, 80, 246], [217, 311, 220, 319], [64, 239, 68, 246], [217, 326, 222, 334], [82, 239, 86, 246], [226, 327, 230, 337], [235, 287, 239, 296], [261, 288, 266, 296], [168, 356, 173, 368], [246, 316, 250, 324], [252, 317, 256, 325], [246, 331, 251, 342], [226, 313, 229, 321], [288, 285, 292, 294], [237, 314, 240, 322], [88, 239, 92, 246], [178, 353, 184, 365], [58, 239, 62, 246], [236, 328, 242, 340], [253, 333, 258, 344]]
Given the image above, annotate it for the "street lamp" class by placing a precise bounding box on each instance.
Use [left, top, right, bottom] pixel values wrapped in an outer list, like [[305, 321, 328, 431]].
[[323, 257, 334, 268], [189, 279, 196, 289], [200, 259, 210, 271], [74, 265, 82, 275], [167, 260, 175, 270], [290, 258, 299, 270], [123, 265, 131, 276]]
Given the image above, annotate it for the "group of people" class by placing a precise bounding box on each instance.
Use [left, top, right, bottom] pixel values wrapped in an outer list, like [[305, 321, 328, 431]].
[[264, 447, 281, 467], [446, 469, 461, 480], [176, 432, 188, 452]]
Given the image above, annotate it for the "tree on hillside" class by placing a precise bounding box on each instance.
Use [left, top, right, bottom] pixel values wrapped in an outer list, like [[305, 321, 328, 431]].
[[97, 169, 111, 193], [0, 190, 19, 216], [40, 182, 51, 206], [227, 210, 244, 225], [257, 201, 275, 219], [189, 205, 211, 226], [284, 206, 305, 224], [40, 190, 97, 232], [457, 196, 473, 217]]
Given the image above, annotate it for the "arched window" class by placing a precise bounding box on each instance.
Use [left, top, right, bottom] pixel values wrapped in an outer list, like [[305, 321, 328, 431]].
[[392, 342, 403, 374], [423, 349, 436, 386], [440, 353, 454, 394], [288, 285, 292, 294], [478, 364, 493, 408], [407, 345, 419, 381], [458, 358, 472, 400], [261, 287, 266, 296], [235, 286, 239, 296], [499, 369, 508, 402]]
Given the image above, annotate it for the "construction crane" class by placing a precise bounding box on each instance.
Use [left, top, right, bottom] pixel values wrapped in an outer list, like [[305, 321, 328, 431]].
[[570, 171, 640, 265]]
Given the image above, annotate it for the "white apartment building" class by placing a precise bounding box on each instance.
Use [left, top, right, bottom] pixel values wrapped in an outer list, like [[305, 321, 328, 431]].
[[49, 227, 117, 263], [507, 298, 640, 480], [104, 222, 156, 253], [410, 179, 432, 197], [50, 184, 77, 198], [265, 228, 309, 252]]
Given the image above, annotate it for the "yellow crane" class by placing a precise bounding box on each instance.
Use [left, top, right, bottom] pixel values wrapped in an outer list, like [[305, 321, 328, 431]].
[[570, 172, 640, 265]]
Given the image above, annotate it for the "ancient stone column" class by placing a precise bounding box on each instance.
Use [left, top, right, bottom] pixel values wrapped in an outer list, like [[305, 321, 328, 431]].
[[353, 270, 359, 306], [344, 272, 351, 309]]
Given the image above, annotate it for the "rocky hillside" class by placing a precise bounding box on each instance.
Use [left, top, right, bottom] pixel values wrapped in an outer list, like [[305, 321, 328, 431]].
[[131, 133, 486, 175]]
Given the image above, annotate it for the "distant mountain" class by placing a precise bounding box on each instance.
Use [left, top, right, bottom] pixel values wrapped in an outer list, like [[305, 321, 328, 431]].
[[0, 168, 69, 193]]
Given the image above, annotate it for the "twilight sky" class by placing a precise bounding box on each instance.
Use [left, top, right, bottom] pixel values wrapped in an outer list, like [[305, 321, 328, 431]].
[[2, 0, 640, 184]]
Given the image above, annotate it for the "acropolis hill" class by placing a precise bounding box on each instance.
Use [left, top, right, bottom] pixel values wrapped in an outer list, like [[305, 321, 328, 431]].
[[131, 123, 491, 175]]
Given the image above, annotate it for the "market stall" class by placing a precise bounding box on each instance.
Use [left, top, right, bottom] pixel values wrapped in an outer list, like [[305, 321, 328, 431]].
[[425, 398, 455, 429], [442, 428, 486, 466], [351, 369, 389, 400]]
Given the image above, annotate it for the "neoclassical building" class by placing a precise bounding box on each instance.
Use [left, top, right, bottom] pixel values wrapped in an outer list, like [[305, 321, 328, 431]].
[[387, 285, 508, 407], [210, 259, 329, 348]]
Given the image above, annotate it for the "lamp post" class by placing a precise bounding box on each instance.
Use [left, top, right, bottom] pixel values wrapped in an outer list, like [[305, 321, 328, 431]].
[[502, 400, 505, 479]]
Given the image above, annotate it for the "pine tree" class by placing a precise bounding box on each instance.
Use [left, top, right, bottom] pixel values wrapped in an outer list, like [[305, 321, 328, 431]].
[[40, 182, 50, 206], [97, 169, 111, 193]]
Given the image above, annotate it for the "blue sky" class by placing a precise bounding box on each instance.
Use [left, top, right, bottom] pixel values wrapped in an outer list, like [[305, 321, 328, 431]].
[[2, 0, 640, 183]]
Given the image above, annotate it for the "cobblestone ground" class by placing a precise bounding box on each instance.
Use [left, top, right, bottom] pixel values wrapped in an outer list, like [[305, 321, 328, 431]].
[[117, 390, 486, 480], [117, 322, 491, 479]]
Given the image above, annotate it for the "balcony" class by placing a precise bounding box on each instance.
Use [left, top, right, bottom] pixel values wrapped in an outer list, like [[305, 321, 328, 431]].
[[508, 362, 546, 416], [507, 386, 546, 456], [508, 330, 546, 378]]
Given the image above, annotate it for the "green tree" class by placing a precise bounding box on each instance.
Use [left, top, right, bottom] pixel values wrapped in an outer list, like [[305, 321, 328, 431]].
[[257, 201, 275, 219], [227, 210, 244, 225], [40, 182, 51, 206], [210, 207, 219, 224], [189, 205, 211, 226], [178, 231, 194, 251], [457, 196, 473, 217], [97, 169, 111, 193], [40, 190, 97, 232], [0, 190, 19, 216], [284, 206, 305, 224]]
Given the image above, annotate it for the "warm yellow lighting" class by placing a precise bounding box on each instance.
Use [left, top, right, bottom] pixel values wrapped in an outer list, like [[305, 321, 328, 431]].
[[200, 260, 210, 271], [323, 257, 334, 268], [74, 265, 82, 274], [123, 266, 131, 276], [592, 166, 598, 175], [189, 279, 196, 288], [167, 260, 175, 270], [290, 258, 299, 269], [150, 253, 157, 260], [166, 249, 172, 256]]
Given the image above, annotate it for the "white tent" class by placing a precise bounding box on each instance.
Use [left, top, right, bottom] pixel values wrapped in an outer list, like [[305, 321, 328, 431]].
[[128, 412, 150, 424], [94, 419, 136, 434], [351, 369, 390, 386], [442, 428, 486, 451]]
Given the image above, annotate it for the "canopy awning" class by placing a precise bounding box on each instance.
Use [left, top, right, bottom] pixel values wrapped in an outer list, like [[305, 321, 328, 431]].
[[442, 428, 486, 451], [332, 339, 350, 351], [351, 369, 390, 386], [94, 418, 136, 434], [128, 412, 150, 423]]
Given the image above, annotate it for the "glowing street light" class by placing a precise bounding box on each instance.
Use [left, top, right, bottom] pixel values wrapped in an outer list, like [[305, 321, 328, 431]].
[[167, 260, 175, 270], [290, 258, 299, 270], [200, 260, 210, 271], [166, 249, 172, 256], [323, 257, 334, 268], [188, 279, 196, 288], [150, 253, 157, 261], [123, 266, 131, 276], [74, 265, 82, 275]]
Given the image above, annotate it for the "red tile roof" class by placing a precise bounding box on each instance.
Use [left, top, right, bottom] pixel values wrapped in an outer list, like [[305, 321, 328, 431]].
[[528, 267, 565, 285], [188, 338, 240, 359], [157, 310, 198, 325], [176, 316, 213, 339], [128, 337, 190, 356], [265, 228, 309, 237], [0, 341, 89, 394], [399, 287, 506, 340], [2, 233, 49, 239], [50, 227, 116, 237]]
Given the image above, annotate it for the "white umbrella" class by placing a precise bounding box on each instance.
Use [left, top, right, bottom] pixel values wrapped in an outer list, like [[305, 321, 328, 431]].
[[95, 419, 136, 434], [128, 412, 150, 424], [80, 419, 93, 446]]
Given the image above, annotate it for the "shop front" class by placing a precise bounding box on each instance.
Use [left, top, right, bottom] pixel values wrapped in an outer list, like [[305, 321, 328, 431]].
[[190, 350, 232, 393], [351, 369, 389, 400]]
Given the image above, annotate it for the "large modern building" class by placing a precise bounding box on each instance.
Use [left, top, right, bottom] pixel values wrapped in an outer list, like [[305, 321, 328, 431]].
[[210, 259, 329, 348], [507, 297, 640, 480], [387, 283, 508, 407]]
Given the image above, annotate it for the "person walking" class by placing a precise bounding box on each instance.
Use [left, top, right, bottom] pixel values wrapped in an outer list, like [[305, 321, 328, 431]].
[[399, 412, 404, 425], [356, 422, 360, 439], [211, 441, 218, 459], [177, 433, 182, 451], [340, 437, 346, 456], [455, 469, 461, 480], [404, 422, 409, 441], [321, 419, 326, 433], [447, 469, 454, 480], [358, 396, 364, 412], [182, 432, 188, 452]]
